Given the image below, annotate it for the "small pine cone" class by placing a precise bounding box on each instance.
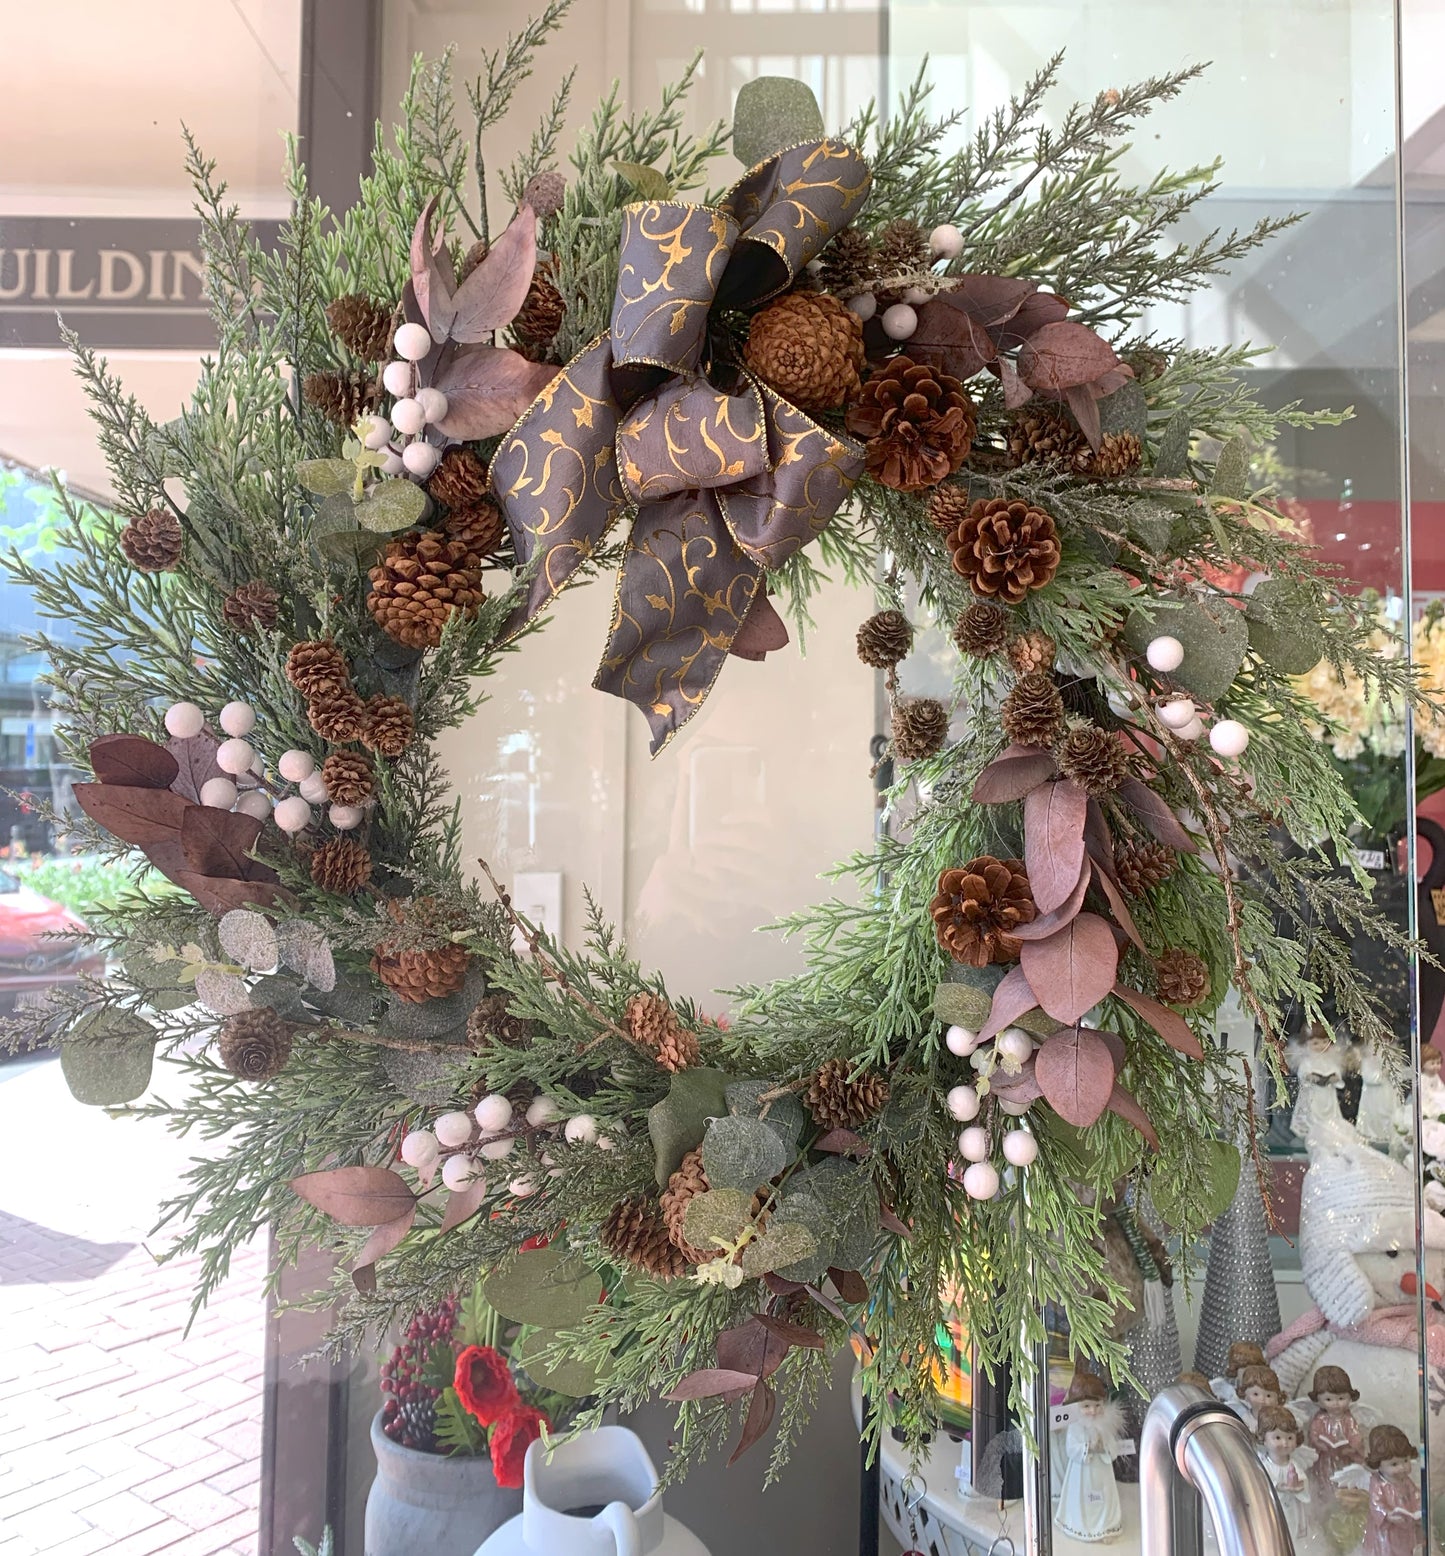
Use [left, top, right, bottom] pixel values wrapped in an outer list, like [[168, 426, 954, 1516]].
[[654, 1026, 701, 1074], [954, 603, 1011, 659], [1076, 430, 1143, 482], [601, 1196, 689, 1280], [1116, 841, 1177, 897], [1005, 409, 1086, 468], [445, 501, 505, 563], [325, 294, 395, 362], [459, 239, 489, 281], [372, 937, 470, 1004], [308, 687, 368, 743], [1001, 673, 1066, 749], [927, 484, 972, 534], [744, 291, 866, 414], [217, 1007, 294, 1081], [321, 750, 373, 805], [286, 639, 351, 699], [466, 992, 534, 1050], [1121, 345, 1169, 384], [119, 508, 184, 573], [302, 369, 378, 428], [872, 218, 931, 279], [427, 447, 490, 510], [511, 262, 566, 361], [660, 1146, 711, 1263], [1006, 630, 1057, 676], [222, 580, 280, 633], [361, 694, 414, 758], [804, 1057, 891, 1131], [817, 227, 876, 294], [947, 496, 1061, 605], [624, 991, 675, 1049], [892, 697, 950, 762], [1057, 725, 1130, 797], [310, 837, 373, 894], [522, 170, 567, 220], [856, 610, 913, 669], [367, 531, 485, 650], [1155, 948, 1210, 1007]]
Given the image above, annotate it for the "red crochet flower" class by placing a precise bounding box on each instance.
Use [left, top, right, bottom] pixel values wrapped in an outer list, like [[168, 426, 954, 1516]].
[[490, 1404, 550, 1489], [454, 1345, 520, 1427]]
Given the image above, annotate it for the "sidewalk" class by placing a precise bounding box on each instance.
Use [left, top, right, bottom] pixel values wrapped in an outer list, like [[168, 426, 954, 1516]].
[[0, 1053, 265, 1556]]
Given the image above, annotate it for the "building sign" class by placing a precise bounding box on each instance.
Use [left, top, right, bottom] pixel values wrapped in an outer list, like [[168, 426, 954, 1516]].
[[0, 217, 282, 350]]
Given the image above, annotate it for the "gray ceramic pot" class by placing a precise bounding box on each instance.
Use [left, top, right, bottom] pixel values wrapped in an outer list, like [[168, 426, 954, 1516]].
[[365, 1410, 522, 1556]]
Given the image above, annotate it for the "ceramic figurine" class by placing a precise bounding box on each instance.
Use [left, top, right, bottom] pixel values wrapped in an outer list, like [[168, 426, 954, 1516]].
[[1254, 1406, 1317, 1546], [1333, 1425, 1424, 1556], [1235, 1363, 1285, 1436], [1210, 1341, 1265, 1414], [1300, 1365, 1366, 1497], [1291, 1025, 1345, 1143], [1054, 1375, 1125, 1545], [1355, 1051, 1400, 1148]]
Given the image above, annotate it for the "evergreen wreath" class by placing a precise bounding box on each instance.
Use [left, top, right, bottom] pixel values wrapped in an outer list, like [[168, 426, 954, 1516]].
[[5, 1, 1429, 1476]]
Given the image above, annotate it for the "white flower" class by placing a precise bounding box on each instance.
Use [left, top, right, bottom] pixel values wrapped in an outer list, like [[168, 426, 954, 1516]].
[[1421, 1119, 1445, 1160], [692, 1257, 743, 1289]]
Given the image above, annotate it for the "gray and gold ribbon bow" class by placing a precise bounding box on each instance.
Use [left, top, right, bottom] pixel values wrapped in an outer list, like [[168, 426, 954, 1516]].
[[490, 140, 871, 753]]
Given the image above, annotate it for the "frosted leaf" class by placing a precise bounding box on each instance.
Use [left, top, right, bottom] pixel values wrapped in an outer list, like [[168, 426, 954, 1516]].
[[194, 967, 252, 1016], [219, 910, 279, 972]]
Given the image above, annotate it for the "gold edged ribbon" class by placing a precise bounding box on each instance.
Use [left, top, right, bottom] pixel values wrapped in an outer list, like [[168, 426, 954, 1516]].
[[489, 139, 871, 754]]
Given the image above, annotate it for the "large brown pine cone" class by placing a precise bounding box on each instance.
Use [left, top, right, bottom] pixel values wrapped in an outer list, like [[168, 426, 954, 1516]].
[[892, 697, 950, 762], [817, 228, 876, 294], [947, 496, 1061, 604], [660, 1146, 712, 1263], [222, 580, 279, 633], [1006, 408, 1086, 468], [361, 694, 414, 758], [119, 508, 184, 572], [444, 501, 505, 564], [1075, 430, 1143, 481], [325, 294, 395, 362], [1006, 630, 1057, 676], [321, 751, 373, 805], [1155, 948, 1210, 1007], [368, 531, 485, 649], [1057, 725, 1130, 797], [1000, 673, 1066, 748], [931, 857, 1036, 966], [310, 837, 373, 894], [373, 936, 470, 1003], [466, 992, 534, 1050], [302, 369, 377, 428], [427, 448, 490, 510], [804, 1057, 891, 1130], [1116, 841, 1177, 897], [217, 1008, 294, 1081], [511, 261, 566, 361], [846, 356, 976, 492], [927, 483, 972, 534], [744, 291, 866, 414], [856, 610, 913, 669], [954, 603, 1011, 658], [601, 1196, 689, 1280], [286, 640, 350, 699], [308, 687, 368, 743]]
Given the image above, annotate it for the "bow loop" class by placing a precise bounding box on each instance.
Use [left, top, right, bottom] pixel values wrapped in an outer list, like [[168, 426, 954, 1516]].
[[611, 204, 738, 373], [617, 380, 770, 505]]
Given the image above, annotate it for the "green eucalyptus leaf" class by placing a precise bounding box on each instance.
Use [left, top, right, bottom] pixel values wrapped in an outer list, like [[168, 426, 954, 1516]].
[[732, 78, 825, 169], [681, 1187, 754, 1253], [316, 528, 386, 568], [726, 1078, 805, 1150], [1098, 382, 1148, 439], [768, 1190, 836, 1285], [1245, 579, 1326, 675], [611, 161, 673, 200], [482, 1244, 600, 1329], [1125, 500, 1175, 555], [1150, 1139, 1241, 1230], [933, 982, 991, 1030], [60, 1009, 155, 1105], [517, 1329, 604, 1397], [1209, 437, 1251, 501], [124, 949, 193, 1011], [739, 1220, 818, 1278], [1153, 409, 1192, 479], [296, 459, 356, 497], [701, 1113, 789, 1191], [1123, 596, 1249, 703], [355, 478, 429, 533], [649, 1066, 731, 1187], [310, 492, 358, 539]]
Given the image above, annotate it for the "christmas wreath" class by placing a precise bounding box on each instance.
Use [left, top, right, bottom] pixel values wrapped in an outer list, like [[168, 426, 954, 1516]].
[[6, 2, 1426, 1476]]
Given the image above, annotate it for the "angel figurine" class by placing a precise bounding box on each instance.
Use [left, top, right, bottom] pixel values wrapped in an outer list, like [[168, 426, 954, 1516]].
[[1254, 1406, 1317, 1546], [1355, 1050, 1401, 1148], [1235, 1363, 1285, 1436], [1210, 1340, 1266, 1414], [1291, 1025, 1345, 1143], [1333, 1425, 1424, 1556], [1054, 1375, 1125, 1544], [1299, 1365, 1367, 1497]]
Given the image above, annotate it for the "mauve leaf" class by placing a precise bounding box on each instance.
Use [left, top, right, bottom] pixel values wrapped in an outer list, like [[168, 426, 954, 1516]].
[[173, 872, 283, 917], [410, 197, 455, 340], [997, 357, 1033, 409], [352, 1204, 417, 1289], [1107, 1081, 1160, 1151], [973, 745, 1058, 803], [1017, 320, 1121, 392], [1066, 383, 1103, 450], [167, 735, 224, 804], [1089, 863, 1148, 954], [290, 1165, 415, 1226], [1033, 1026, 1117, 1128], [433, 347, 558, 439], [662, 1368, 762, 1402], [1024, 779, 1088, 913], [1112, 983, 1205, 1060], [1083, 799, 1116, 873], [91, 734, 178, 789], [804, 1285, 850, 1324], [1020, 912, 1119, 1026], [814, 1128, 869, 1157], [909, 297, 996, 381], [827, 1267, 869, 1304], [440, 1178, 490, 1232], [980, 964, 1040, 1044], [994, 287, 1071, 349], [73, 782, 189, 848], [762, 1272, 806, 1295], [449, 204, 538, 341], [717, 1317, 790, 1383], [1011, 862, 1088, 941], [879, 1204, 911, 1239], [755, 1313, 825, 1350], [181, 806, 276, 883], [946, 274, 1040, 331], [989, 1057, 1044, 1109], [729, 589, 789, 660], [728, 1380, 776, 1466], [1118, 778, 1199, 854]]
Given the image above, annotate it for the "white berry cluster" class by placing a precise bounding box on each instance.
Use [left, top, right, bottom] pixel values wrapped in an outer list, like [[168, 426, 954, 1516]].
[[942, 1022, 1040, 1201], [357, 323, 451, 483], [844, 222, 966, 348], [162, 699, 273, 820], [269, 748, 366, 837], [1144, 635, 1251, 757]]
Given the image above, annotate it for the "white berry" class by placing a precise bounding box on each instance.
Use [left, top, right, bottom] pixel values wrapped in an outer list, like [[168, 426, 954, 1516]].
[[329, 805, 365, 830], [1209, 719, 1250, 758], [382, 360, 414, 397], [278, 749, 315, 783], [393, 322, 433, 362], [846, 292, 877, 322], [480, 1135, 516, 1161], [434, 1111, 474, 1148], [998, 1098, 1034, 1117], [881, 303, 918, 341], [996, 1028, 1034, 1065], [415, 387, 449, 424], [442, 1154, 483, 1192], [526, 1095, 562, 1128], [299, 771, 330, 804], [959, 1126, 991, 1162], [273, 796, 312, 834], [508, 1174, 539, 1198], [235, 790, 272, 820], [218, 701, 255, 738], [216, 738, 255, 776], [402, 441, 441, 478], [360, 415, 393, 451], [200, 777, 238, 809], [947, 1084, 980, 1122], [930, 223, 964, 260], [164, 701, 205, 739], [1177, 716, 1207, 742], [400, 1129, 440, 1169], [903, 285, 931, 306], [474, 1093, 513, 1134], [391, 397, 427, 437], [597, 1135, 616, 1151], [1158, 697, 1197, 731], [564, 1114, 599, 1145], [1003, 1129, 1039, 1167], [382, 451, 406, 477], [945, 1024, 980, 1057], [963, 1161, 1001, 1201], [1146, 634, 1185, 673]]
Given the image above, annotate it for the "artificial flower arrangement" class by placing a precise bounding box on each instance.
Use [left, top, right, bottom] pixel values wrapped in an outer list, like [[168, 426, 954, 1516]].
[[4, 0, 1431, 1477]]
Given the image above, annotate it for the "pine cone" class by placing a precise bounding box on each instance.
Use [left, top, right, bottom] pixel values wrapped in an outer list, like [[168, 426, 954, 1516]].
[[1116, 841, 1176, 897], [872, 218, 930, 279], [119, 508, 183, 573], [286, 640, 351, 699], [368, 532, 485, 649], [222, 580, 279, 633], [601, 1196, 689, 1280], [954, 603, 1011, 658], [427, 447, 490, 510], [1076, 431, 1143, 481], [892, 697, 950, 762], [931, 857, 1036, 966], [1121, 345, 1168, 384], [444, 501, 505, 563], [302, 369, 377, 428], [856, 610, 913, 669], [372, 933, 470, 1004], [362, 694, 414, 758], [804, 1057, 891, 1130], [744, 291, 866, 414], [817, 228, 876, 294], [1005, 409, 1086, 468], [1057, 725, 1130, 797], [654, 1026, 701, 1074], [926, 484, 972, 533], [459, 240, 489, 281], [308, 687, 368, 743], [325, 294, 395, 362], [947, 496, 1061, 604], [321, 751, 374, 805], [522, 170, 567, 220], [624, 991, 699, 1072], [1156, 948, 1210, 1007], [1000, 673, 1066, 748], [466, 992, 534, 1050], [310, 837, 373, 894], [511, 261, 565, 361], [660, 1146, 712, 1263], [217, 1007, 294, 1081], [846, 356, 976, 493], [1006, 631, 1057, 676]]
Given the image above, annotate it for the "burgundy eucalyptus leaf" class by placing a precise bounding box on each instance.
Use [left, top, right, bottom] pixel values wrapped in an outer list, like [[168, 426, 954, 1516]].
[[908, 297, 997, 382], [996, 357, 1033, 409], [1024, 779, 1088, 913], [180, 806, 276, 883], [439, 1178, 490, 1232], [409, 198, 456, 341], [804, 1284, 850, 1324], [1017, 320, 1122, 392], [290, 1165, 416, 1227], [728, 1380, 776, 1465], [662, 1368, 763, 1402], [989, 1057, 1043, 1108], [1019, 912, 1119, 1026], [1112, 983, 1205, 1060], [945, 275, 1040, 330], [449, 204, 539, 342], [167, 734, 224, 804], [91, 733, 179, 789], [994, 288, 1072, 349], [972, 745, 1058, 804], [1091, 1028, 1127, 1071], [1107, 1081, 1161, 1152], [878, 1204, 912, 1239], [814, 1128, 870, 1157], [716, 1317, 790, 1383], [763, 1271, 806, 1295], [1090, 862, 1149, 954], [1065, 383, 1103, 450], [1083, 799, 1116, 873], [72, 782, 190, 848], [173, 872, 283, 917], [1117, 779, 1199, 854], [1033, 1026, 1117, 1128], [1011, 862, 1089, 941], [827, 1267, 869, 1305], [432, 346, 559, 440], [755, 1313, 825, 1349], [729, 590, 789, 660], [352, 1204, 418, 1288], [980, 964, 1041, 1044]]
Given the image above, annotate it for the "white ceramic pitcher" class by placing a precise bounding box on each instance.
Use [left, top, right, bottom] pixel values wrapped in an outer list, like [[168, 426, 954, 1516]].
[[475, 1425, 710, 1556]]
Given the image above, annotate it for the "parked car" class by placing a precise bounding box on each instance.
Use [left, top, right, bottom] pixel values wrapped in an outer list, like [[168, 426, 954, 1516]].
[[0, 865, 104, 1017]]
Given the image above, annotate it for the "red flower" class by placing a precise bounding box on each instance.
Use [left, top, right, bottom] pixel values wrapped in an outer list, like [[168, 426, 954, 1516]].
[[454, 1345, 520, 1427], [490, 1404, 550, 1489]]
